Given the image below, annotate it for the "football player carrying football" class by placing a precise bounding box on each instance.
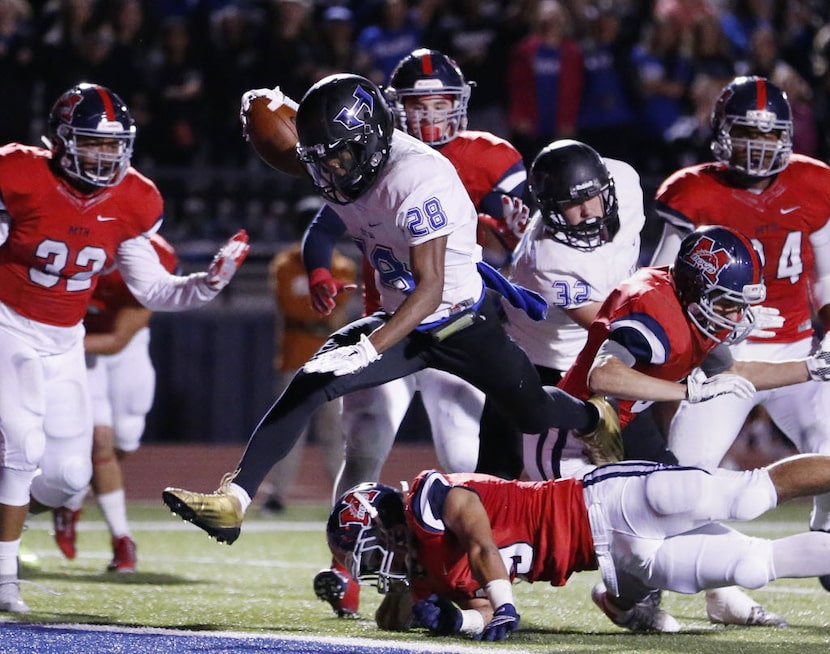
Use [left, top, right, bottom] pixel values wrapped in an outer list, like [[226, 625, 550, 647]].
[[0, 83, 249, 611], [649, 76, 830, 619], [163, 74, 619, 562], [305, 49, 529, 617]]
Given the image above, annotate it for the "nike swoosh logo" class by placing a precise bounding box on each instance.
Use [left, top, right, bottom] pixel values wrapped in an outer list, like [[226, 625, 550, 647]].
[[780, 206, 800, 215], [368, 222, 381, 227], [97, 215, 118, 222]]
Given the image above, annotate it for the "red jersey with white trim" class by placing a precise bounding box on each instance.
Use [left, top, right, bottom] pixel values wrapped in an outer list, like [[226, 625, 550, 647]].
[[655, 155, 830, 342], [0, 143, 163, 326], [438, 131, 524, 209], [405, 469, 596, 603], [84, 234, 178, 334], [559, 267, 716, 427]]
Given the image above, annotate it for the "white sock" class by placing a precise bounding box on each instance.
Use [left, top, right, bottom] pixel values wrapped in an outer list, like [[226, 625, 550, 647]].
[[229, 483, 252, 513], [97, 490, 130, 538], [773, 531, 830, 578], [0, 539, 21, 577]]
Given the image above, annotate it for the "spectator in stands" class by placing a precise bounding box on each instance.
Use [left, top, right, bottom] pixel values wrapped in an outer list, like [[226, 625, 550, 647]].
[[576, 2, 639, 163], [0, 0, 36, 145], [507, 0, 582, 164], [630, 15, 694, 174], [143, 17, 205, 165], [354, 0, 422, 86]]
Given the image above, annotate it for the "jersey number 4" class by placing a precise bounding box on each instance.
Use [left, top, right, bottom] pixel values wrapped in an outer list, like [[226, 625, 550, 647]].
[[29, 239, 107, 291], [751, 232, 803, 284]]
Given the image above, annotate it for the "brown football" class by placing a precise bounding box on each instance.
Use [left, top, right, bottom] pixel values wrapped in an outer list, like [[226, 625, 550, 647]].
[[244, 96, 305, 177]]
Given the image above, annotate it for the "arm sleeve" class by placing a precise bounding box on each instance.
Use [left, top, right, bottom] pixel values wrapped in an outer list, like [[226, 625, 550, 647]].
[[649, 200, 694, 266], [117, 235, 220, 311], [809, 218, 830, 309], [302, 205, 347, 272], [0, 211, 8, 247]]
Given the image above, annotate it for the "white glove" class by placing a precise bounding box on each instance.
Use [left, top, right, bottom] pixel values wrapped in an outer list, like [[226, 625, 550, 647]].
[[501, 195, 530, 239], [806, 333, 830, 381], [303, 334, 381, 376], [749, 305, 784, 338], [206, 230, 250, 290], [686, 367, 756, 403], [239, 86, 299, 140]]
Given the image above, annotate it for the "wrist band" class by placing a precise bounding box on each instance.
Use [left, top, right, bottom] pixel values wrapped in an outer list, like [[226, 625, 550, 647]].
[[459, 609, 485, 636], [485, 578, 514, 609]]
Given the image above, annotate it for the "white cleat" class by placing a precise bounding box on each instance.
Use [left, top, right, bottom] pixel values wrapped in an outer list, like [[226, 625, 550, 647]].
[[591, 582, 680, 632], [705, 587, 787, 627], [0, 576, 30, 613]]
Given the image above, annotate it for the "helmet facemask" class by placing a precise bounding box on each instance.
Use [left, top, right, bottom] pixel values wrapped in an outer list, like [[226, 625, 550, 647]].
[[539, 178, 620, 251], [389, 85, 470, 146], [297, 137, 381, 204], [710, 76, 793, 179], [712, 118, 792, 178], [326, 482, 409, 594], [686, 282, 765, 344], [344, 519, 410, 594], [55, 124, 135, 187]]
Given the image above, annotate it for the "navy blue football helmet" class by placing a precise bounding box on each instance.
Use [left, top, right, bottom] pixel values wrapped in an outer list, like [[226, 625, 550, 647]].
[[672, 226, 766, 343], [385, 48, 472, 146], [710, 76, 793, 178], [326, 482, 408, 593], [529, 139, 620, 251], [46, 83, 135, 188], [295, 74, 393, 204]]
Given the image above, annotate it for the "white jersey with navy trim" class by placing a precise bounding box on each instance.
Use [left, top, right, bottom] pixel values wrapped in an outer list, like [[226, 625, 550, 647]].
[[327, 130, 483, 324], [504, 158, 645, 371]]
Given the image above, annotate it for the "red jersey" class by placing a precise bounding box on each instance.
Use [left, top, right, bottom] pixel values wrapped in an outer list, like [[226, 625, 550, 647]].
[[362, 130, 525, 313], [84, 233, 178, 334], [559, 267, 716, 427], [0, 144, 163, 327], [405, 470, 596, 603], [655, 155, 830, 343]]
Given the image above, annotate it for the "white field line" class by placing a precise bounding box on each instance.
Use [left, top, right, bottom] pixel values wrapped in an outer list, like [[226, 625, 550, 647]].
[[26, 622, 536, 654]]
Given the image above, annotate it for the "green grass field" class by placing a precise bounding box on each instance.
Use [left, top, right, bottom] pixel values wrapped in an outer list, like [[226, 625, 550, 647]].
[[11, 500, 830, 652]]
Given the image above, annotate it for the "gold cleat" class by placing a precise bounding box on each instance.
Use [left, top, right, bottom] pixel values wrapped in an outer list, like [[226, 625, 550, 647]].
[[162, 471, 245, 544], [577, 396, 623, 465]]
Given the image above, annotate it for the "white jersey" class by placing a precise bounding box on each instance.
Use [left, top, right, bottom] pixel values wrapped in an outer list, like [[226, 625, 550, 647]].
[[327, 130, 483, 324], [504, 158, 645, 370]]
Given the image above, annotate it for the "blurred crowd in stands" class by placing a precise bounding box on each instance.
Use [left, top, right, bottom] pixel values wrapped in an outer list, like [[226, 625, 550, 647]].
[[2, 0, 830, 243]]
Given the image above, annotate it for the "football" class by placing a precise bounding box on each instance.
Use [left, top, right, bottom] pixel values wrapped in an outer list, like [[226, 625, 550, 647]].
[[244, 96, 305, 177]]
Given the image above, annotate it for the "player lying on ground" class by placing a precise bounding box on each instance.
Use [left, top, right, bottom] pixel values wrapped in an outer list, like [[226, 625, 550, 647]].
[[328, 455, 830, 638]]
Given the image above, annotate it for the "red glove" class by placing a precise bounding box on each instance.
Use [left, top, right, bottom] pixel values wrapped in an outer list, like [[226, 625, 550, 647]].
[[308, 267, 357, 315], [206, 229, 250, 290]]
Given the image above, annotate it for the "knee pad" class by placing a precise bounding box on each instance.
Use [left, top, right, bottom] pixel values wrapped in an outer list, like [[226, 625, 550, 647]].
[[112, 415, 145, 453], [645, 469, 706, 515], [727, 469, 777, 521], [0, 467, 39, 506], [730, 538, 774, 589]]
